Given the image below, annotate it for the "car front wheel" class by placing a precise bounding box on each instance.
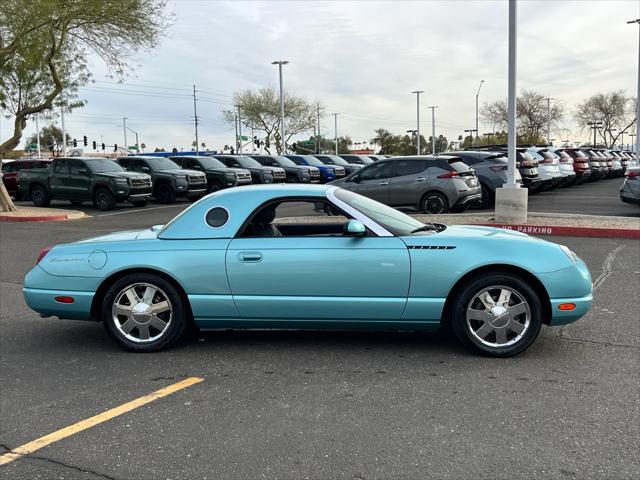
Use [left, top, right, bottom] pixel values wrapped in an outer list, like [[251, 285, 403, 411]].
[[94, 188, 115, 211], [102, 273, 187, 352], [450, 273, 543, 357]]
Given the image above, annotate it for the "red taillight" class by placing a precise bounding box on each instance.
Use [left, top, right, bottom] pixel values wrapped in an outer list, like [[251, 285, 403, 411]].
[[437, 171, 460, 179], [489, 165, 508, 172], [540, 158, 554, 164], [626, 170, 639, 180], [37, 247, 52, 264], [54, 296, 75, 304], [520, 160, 537, 167]]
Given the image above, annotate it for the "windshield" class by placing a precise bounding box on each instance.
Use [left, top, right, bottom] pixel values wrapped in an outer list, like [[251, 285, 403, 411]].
[[147, 157, 180, 170], [319, 155, 348, 165], [274, 156, 296, 167], [334, 188, 434, 236], [86, 159, 125, 173], [301, 156, 323, 166], [197, 157, 226, 169], [235, 156, 262, 168]]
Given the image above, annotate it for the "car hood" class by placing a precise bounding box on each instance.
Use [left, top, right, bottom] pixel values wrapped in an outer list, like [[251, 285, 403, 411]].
[[157, 169, 203, 176], [97, 171, 149, 180]]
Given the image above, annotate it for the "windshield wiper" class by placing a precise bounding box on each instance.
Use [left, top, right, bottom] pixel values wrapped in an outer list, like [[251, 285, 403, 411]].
[[411, 223, 444, 233]]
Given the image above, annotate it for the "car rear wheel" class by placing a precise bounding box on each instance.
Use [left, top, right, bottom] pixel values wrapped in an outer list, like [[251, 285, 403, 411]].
[[31, 185, 50, 207], [422, 192, 448, 214], [450, 274, 543, 357], [102, 273, 187, 352], [94, 188, 115, 211], [154, 183, 176, 203]]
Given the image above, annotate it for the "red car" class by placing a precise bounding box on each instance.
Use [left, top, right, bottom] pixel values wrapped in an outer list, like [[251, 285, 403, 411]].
[[558, 148, 591, 183], [1, 159, 52, 200]]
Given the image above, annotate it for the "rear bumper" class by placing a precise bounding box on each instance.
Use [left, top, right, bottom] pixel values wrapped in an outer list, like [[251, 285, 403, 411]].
[[454, 193, 482, 208]]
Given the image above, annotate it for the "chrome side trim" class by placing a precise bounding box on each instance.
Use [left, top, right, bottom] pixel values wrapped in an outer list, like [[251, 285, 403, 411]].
[[326, 186, 394, 237]]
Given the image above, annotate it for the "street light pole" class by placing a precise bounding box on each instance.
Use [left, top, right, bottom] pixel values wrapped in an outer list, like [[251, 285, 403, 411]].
[[272, 60, 289, 154], [193, 85, 199, 155], [35, 114, 41, 158], [122, 117, 128, 153], [475, 80, 484, 145], [412, 90, 423, 154], [332, 113, 339, 154], [628, 19, 640, 156], [61, 107, 67, 156], [545, 97, 553, 144], [428, 106, 438, 154]]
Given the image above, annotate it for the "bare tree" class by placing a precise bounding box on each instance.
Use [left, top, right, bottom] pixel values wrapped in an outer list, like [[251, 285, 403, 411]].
[[223, 88, 321, 154], [574, 91, 636, 148], [481, 90, 564, 143]]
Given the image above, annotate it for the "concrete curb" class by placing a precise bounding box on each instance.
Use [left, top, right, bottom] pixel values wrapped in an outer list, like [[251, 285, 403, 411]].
[[478, 223, 640, 239], [0, 210, 86, 223]]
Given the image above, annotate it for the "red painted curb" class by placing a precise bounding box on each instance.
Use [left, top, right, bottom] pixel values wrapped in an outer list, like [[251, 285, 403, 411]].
[[0, 214, 69, 222], [479, 223, 640, 239]]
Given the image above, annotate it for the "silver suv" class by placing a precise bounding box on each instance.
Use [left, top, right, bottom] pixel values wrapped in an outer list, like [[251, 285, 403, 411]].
[[330, 156, 481, 214]]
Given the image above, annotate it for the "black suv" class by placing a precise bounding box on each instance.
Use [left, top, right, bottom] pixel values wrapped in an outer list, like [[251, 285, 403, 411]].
[[118, 156, 206, 203], [211, 155, 286, 184], [250, 155, 321, 183], [171, 156, 252, 193], [314, 154, 363, 175]]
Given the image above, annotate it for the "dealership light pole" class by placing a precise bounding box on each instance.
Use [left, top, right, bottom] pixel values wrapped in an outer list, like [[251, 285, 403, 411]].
[[428, 106, 438, 154], [628, 18, 640, 155], [495, 0, 527, 224], [412, 90, 423, 154], [475, 80, 484, 145], [35, 114, 41, 157], [545, 97, 553, 144], [122, 117, 128, 153], [61, 107, 67, 156], [272, 60, 289, 154]]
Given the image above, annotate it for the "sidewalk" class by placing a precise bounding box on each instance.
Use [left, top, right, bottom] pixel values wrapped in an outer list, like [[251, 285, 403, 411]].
[[0, 206, 86, 222]]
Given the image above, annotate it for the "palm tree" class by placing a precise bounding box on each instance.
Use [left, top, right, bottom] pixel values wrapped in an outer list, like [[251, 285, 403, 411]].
[[371, 128, 395, 154]]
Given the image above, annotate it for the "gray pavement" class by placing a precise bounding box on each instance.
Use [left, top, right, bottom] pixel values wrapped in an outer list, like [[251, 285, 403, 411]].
[[0, 206, 639, 480]]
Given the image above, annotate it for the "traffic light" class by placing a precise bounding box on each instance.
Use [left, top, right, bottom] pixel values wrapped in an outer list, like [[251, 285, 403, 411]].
[[101, 143, 105, 150], [253, 135, 258, 146], [83, 135, 88, 147], [92, 140, 97, 150], [114, 144, 118, 152], [73, 138, 77, 147]]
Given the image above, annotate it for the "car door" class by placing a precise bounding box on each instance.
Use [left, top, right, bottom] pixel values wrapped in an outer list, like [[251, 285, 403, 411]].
[[344, 161, 394, 204], [388, 159, 428, 207], [2, 162, 19, 193], [67, 160, 91, 197], [49, 159, 70, 197], [225, 198, 410, 322]]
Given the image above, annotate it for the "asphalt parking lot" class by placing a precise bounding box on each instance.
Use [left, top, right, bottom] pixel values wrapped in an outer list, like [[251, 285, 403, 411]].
[[1, 198, 639, 480]]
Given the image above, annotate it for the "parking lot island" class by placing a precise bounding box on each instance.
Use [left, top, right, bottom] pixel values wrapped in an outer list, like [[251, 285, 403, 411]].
[[0, 206, 86, 222]]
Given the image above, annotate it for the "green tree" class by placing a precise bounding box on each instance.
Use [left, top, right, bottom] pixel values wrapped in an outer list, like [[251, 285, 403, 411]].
[[25, 124, 70, 153], [370, 128, 396, 154], [0, 0, 171, 211], [425, 134, 449, 154], [224, 88, 321, 155]]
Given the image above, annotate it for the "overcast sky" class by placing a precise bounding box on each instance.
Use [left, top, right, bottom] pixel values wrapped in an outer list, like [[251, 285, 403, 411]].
[[4, 0, 640, 152]]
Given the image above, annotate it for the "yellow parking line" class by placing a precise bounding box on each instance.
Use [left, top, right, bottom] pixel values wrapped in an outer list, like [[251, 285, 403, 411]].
[[0, 376, 204, 466]]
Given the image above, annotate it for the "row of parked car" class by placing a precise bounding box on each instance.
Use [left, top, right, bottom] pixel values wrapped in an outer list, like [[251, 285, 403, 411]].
[[2, 147, 637, 212]]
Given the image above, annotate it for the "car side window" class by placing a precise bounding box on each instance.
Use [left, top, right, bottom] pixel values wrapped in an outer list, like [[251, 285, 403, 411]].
[[394, 160, 427, 177], [69, 160, 85, 175], [53, 159, 69, 174], [2, 163, 17, 173], [359, 161, 394, 181], [240, 199, 351, 238], [119, 159, 130, 170], [130, 160, 145, 172]]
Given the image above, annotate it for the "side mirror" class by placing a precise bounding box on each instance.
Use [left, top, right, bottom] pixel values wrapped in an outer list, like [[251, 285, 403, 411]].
[[141, 166, 151, 173], [348, 175, 360, 183], [344, 219, 366, 237], [78, 168, 88, 176]]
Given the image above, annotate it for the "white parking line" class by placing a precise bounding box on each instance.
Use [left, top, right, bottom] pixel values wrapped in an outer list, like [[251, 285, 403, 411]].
[[96, 204, 187, 217]]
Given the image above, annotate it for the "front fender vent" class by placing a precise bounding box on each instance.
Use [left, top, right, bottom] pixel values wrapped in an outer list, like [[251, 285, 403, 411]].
[[407, 245, 456, 250]]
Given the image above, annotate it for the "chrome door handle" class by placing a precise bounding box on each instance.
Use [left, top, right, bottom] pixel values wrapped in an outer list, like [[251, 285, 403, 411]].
[[238, 252, 263, 262], [415, 177, 426, 182], [379, 181, 389, 185]]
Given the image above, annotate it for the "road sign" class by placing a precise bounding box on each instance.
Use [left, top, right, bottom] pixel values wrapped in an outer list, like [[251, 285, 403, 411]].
[[302, 140, 314, 147], [239, 135, 249, 141]]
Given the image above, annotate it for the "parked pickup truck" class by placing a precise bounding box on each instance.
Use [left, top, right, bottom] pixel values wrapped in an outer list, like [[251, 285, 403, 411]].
[[18, 157, 153, 211], [117, 156, 207, 203], [171, 156, 252, 193]]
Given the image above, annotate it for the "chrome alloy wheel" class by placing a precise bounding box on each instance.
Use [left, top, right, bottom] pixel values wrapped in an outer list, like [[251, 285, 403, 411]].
[[466, 285, 531, 347], [111, 283, 172, 343]]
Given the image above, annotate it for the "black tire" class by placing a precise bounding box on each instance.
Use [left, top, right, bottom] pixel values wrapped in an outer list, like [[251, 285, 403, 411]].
[[69, 199, 83, 206], [101, 273, 188, 352], [94, 188, 115, 211], [207, 181, 223, 193], [286, 177, 297, 183], [450, 273, 543, 357], [421, 192, 449, 214], [131, 200, 148, 207], [154, 183, 176, 204], [31, 185, 50, 207], [479, 183, 493, 209]]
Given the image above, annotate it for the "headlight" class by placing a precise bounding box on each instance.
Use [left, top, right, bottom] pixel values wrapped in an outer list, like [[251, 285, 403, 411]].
[[176, 175, 187, 180], [114, 178, 128, 185], [559, 245, 577, 264]]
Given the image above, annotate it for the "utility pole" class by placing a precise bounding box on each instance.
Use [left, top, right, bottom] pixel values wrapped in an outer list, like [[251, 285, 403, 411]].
[[251, 125, 255, 154], [193, 84, 199, 155], [428, 106, 438, 154], [234, 115, 239, 153], [272, 60, 289, 154], [545, 97, 553, 144], [412, 90, 424, 154], [317, 104, 321, 154], [61, 107, 67, 156], [237, 106, 243, 154], [628, 18, 640, 156], [587, 121, 603, 147], [35, 114, 41, 158], [332, 113, 339, 154], [475, 80, 485, 145], [122, 117, 127, 154]]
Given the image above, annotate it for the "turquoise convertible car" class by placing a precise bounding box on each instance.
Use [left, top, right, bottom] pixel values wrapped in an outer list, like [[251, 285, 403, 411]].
[[24, 185, 592, 357]]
